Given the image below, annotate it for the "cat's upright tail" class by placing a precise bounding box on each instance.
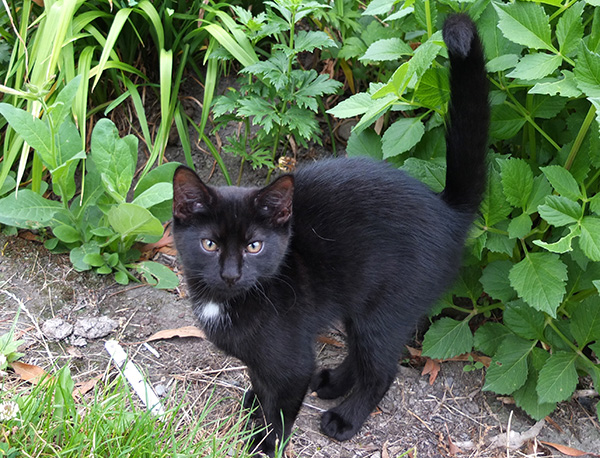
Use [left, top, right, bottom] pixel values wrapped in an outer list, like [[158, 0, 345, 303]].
[[440, 14, 489, 213]]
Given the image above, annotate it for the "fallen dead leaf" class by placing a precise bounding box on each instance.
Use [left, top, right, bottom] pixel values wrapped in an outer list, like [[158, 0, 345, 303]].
[[73, 375, 102, 399], [139, 223, 177, 259], [539, 440, 599, 457], [10, 361, 48, 384], [147, 325, 206, 342], [421, 358, 441, 385], [316, 335, 344, 348]]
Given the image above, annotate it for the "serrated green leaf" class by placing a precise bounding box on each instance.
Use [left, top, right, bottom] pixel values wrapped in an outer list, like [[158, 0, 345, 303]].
[[538, 195, 581, 227], [483, 334, 534, 394], [474, 322, 511, 357], [491, 104, 527, 140], [501, 158, 534, 209], [480, 260, 516, 303], [281, 106, 319, 140], [487, 54, 519, 72], [482, 169, 512, 227], [359, 37, 412, 62], [238, 97, 279, 133], [530, 96, 567, 120], [415, 67, 449, 108], [493, 2, 553, 51], [381, 117, 424, 159], [529, 71, 582, 98], [327, 92, 373, 118], [362, 0, 396, 16], [509, 252, 568, 317], [537, 352, 578, 403], [508, 212, 532, 239], [338, 36, 367, 60], [556, 1, 584, 57], [400, 158, 445, 193], [575, 42, 600, 98], [571, 297, 600, 347], [504, 300, 546, 341], [540, 165, 581, 201], [346, 129, 382, 160], [293, 30, 336, 54], [525, 174, 552, 215], [421, 317, 474, 360], [512, 364, 557, 420], [506, 53, 561, 81], [533, 224, 580, 254], [407, 31, 443, 78], [579, 216, 600, 261]]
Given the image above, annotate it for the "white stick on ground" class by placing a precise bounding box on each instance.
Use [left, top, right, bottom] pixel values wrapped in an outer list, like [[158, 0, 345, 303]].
[[105, 339, 165, 416]]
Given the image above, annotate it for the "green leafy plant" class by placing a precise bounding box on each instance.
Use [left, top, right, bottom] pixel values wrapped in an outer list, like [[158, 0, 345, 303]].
[[207, 0, 343, 182], [0, 77, 178, 287], [331, 0, 600, 421]]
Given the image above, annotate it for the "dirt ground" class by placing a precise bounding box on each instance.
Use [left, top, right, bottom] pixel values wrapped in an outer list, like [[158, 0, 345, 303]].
[[1, 232, 600, 458]]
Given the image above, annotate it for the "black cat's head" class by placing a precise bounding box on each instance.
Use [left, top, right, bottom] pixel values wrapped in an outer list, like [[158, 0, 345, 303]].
[[172, 166, 294, 302]]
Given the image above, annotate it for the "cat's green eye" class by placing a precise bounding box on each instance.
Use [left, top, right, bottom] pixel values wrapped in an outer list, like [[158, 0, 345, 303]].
[[201, 239, 218, 252], [246, 241, 263, 254]]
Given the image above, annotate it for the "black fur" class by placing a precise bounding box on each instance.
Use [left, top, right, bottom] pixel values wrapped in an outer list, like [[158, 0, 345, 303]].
[[172, 14, 488, 456]]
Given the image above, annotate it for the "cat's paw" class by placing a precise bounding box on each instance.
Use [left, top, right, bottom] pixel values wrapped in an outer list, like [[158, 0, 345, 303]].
[[311, 368, 354, 399], [247, 430, 276, 457], [320, 408, 360, 441]]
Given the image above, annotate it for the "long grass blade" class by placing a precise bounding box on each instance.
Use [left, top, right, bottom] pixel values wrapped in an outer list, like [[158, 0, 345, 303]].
[[204, 23, 257, 67], [135, 0, 165, 50]]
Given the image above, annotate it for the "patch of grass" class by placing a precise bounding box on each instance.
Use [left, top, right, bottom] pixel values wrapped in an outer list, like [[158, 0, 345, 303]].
[[0, 365, 260, 457]]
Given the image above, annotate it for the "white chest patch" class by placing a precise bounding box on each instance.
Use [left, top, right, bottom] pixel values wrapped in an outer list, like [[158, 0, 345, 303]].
[[199, 301, 223, 323]]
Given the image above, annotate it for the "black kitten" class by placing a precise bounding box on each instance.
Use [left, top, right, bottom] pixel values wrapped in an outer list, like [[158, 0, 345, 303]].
[[172, 14, 488, 456]]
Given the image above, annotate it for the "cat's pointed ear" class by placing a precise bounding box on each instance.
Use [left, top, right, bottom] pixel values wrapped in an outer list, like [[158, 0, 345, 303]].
[[172, 166, 213, 220], [255, 175, 294, 225]]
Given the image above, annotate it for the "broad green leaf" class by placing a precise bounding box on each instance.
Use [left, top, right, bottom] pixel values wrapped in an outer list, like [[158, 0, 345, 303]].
[[513, 364, 557, 420], [107, 203, 164, 239], [483, 335, 534, 394], [452, 265, 483, 303], [50, 75, 82, 128], [556, 1, 584, 57], [0, 103, 53, 168], [53, 225, 81, 243], [346, 129, 383, 160], [506, 53, 561, 81], [353, 92, 397, 133], [238, 97, 279, 133], [338, 37, 367, 60], [135, 261, 179, 289], [407, 31, 443, 78], [493, 2, 553, 51], [401, 158, 445, 193], [537, 352, 578, 403], [571, 297, 600, 347], [415, 67, 449, 108], [421, 317, 474, 360], [359, 38, 412, 62], [486, 231, 516, 256], [327, 92, 373, 118], [529, 71, 582, 98], [538, 195, 581, 227], [135, 162, 179, 198], [540, 165, 581, 200], [504, 300, 545, 341], [70, 241, 101, 272], [509, 252, 568, 317], [474, 322, 511, 357], [385, 7, 413, 22], [480, 260, 516, 303], [487, 54, 519, 72], [579, 216, 600, 261], [131, 183, 173, 209], [529, 96, 567, 120], [362, 0, 396, 16], [500, 158, 533, 209], [533, 224, 580, 254], [381, 117, 424, 159], [508, 212, 532, 239], [575, 42, 600, 98], [90, 119, 137, 200], [525, 174, 552, 215], [0, 189, 63, 228], [490, 104, 526, 140], [204, 23, 258, 67], [373, 63, 410, 99], [481, 169, 512, 227], [114, 270, 129, 285]]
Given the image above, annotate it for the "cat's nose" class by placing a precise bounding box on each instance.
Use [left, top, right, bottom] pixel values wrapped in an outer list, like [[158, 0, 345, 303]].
[[221, 271, 241, 286]]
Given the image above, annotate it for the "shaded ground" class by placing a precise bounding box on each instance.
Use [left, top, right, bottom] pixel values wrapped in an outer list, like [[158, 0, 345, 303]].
[[1, 232, 599, 457]]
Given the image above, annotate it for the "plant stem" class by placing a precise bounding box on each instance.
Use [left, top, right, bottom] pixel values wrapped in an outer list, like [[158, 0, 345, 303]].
[[565, 103, 596, 171], [424, 0, 433, 39], [547, 319, 589, 361]]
